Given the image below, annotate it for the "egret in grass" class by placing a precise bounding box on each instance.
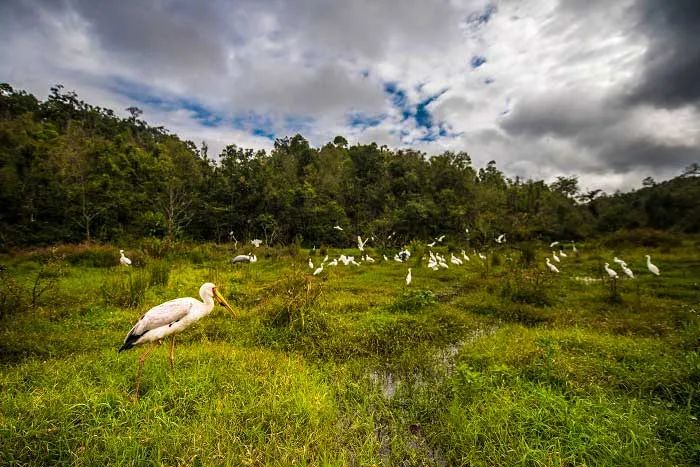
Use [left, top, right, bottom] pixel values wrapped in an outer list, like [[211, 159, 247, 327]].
[[406, 268, 412, 286], [313, 263, 324, 275], [613, 257, 625, 265], [495, 234, 506, 244], [559, 249, 567, 258], [119, 249, 132, 266], [231, 253, 255, 264], [621, 263, 634, 279], [119, 282, 235, 398], [552, 251, 560, 263], [604, 263, 618, 279], [572, 242, 578, 253], [308, 258, 314, 269], [251, 239, 263, 248], [546, 257, 559, 273], [646, 255, 660, 275]]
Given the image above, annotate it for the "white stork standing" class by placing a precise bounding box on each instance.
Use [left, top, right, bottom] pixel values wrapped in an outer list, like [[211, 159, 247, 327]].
[[119, 249, 132, 266], [119, 282, 235, 398]]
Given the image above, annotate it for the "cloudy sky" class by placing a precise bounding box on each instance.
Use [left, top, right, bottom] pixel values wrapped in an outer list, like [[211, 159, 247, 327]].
[[1, 0, 698, 192]]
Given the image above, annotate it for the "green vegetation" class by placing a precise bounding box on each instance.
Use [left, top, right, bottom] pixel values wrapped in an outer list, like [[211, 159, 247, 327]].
[[2, 83, 700, 249], [1, 240, 698, 465]]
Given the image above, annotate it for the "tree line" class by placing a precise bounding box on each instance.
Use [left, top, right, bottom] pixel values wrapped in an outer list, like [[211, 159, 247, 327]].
[[1, 83, 698, 248]]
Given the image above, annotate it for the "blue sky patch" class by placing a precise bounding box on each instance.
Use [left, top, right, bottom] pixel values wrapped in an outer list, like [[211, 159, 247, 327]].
[[471, 56, 487, 69]]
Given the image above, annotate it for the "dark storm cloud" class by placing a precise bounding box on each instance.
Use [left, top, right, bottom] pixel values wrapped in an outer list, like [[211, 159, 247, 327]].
[[628, 0, 700, 107], [597, 138, 700, 173]]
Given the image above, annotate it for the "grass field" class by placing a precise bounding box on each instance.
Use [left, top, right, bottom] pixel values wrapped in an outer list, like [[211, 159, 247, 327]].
[[1, 239, 699, 466]]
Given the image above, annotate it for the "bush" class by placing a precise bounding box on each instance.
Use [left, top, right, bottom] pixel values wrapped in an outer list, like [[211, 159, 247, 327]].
[[389, 289, 437, 313], [101, 270, 149, 308], [146, 260, 170, 286], [62, 244, 116, 268], [259, 269, 325, 331], [139, 237, 170, 258], [602, 229, 682, 248], [0, 271, 26, 319], [500, 269, 553, 307]]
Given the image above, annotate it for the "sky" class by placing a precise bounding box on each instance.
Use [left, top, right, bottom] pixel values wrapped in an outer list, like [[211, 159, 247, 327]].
[[1, 0, 699, 193]]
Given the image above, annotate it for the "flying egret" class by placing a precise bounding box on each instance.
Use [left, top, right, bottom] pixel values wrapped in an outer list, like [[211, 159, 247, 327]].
[[549, 241, 559, 248], [119, 282, 235, 398], [621, 264, 634, 279], [604, 263, 618, 279], [546, 257, 559, 273], [645, 255, 660, 275], [427, 241, 436, 247], [119, 250, 132, 266], [251, 239, 262, 248], [406, 268, 412, 286], [357, 236, 368, 251], [333, 225, 344, 231], [436, 235, 446, 242], [308, 258, 314, 269], [313, 263, 324, 275], [552, 251, 560, 263], [495, 234, 506, 244]]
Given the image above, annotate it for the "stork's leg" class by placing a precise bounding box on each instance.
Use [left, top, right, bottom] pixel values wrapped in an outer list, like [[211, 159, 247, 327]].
[[169, 335, 176, 370], [134, 343, 158, 400]]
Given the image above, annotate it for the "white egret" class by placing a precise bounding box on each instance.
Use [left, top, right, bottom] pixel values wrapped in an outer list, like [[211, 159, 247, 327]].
[[250, 254, 257, 263], [604, 263, 618, 279], [495, 234, 506, 244], [231, 254, 254, 264], [552, 251, 560, 263], [450, 254, 463, 265], [365, 254, 375, 263], [550, 241, 560, 248], [427, 241, 436, 247], [251, 239, 262, 248], [119, 250, 132, 266], [119, 282, 235, 398], [613, 257, 625, 265], [308, 258, 314, 269], [328, 259, 338, 266], [323, 255, 329, 263], [333, 225, 344, 231], [313, 264, 324, 276], [436, 235, 446, 242], [383, 255, 388, 261], [406, 268, 412, 286], [646, 255, 660, 275], [559, 249, 567, 258], [572, 242, 578, 253], [546, 258, 559, 273], [478, 252, 487, 261], [461, 250, 470, 261], [621, 264, 634, 279], [357, 236, 368, 251]]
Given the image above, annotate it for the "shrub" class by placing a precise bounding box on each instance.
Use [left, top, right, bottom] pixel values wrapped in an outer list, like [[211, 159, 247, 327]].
[[389, 289, 437, 313], [139, 237, 170, 258], [146, 259, 170, 286], [260, 268, 325, 331], [500, 269, 553, 307], [101, 270, 149, 308], [0, 271, 26, 319]]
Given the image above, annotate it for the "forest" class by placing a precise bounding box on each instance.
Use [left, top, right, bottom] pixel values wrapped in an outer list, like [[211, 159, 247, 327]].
[[2, 82, 698, 249]]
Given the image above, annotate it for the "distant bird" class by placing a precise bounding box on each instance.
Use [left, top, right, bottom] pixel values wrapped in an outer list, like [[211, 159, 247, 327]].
[[572, 242, 577, 253], [250, 239, 263, 248], [436, 235, 446, 242], [461, 250, 470, 262], [231, 254, 255, 264], [478, 252, 487, 261], [645, 255, 660, 276], [383, 255, 388, 261], [313, 264, 324, 276], [308, 258, 314, 269], [552, 251, 560, 263], [119, 250, 132, 266], [495, 233, 506, 244], [406, 268, 412, 286], [546, 257, 559, 273], [323, 255, 329, 263], [250, 254, 257, 263], [550, 241, 560, 248], [604, 263, 618, 279], [328, 259, 338, 266], [427, 241, 436, 247], [364, 254, 375, 263], [621, 264, 634, 279], [119, 282, 235, 398], [333, 225, 344, 231], [357, 236, 368, 251], [559, 249, 567, 258], [450, 254, 463, 265], [613, 257, 625, 266]]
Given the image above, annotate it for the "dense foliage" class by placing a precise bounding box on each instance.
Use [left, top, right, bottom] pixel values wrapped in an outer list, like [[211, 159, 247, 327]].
[[1, 83, 698, 247]]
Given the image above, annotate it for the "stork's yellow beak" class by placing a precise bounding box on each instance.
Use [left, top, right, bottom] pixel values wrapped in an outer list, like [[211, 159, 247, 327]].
[[213, 288, 236, 316]]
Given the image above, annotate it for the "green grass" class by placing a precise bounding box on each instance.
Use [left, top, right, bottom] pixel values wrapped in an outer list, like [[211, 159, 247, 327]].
[[1, 240, 699, 465]]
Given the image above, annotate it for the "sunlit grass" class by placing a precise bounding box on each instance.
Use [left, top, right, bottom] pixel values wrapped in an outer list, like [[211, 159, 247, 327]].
[[1, 240, 699, 465]]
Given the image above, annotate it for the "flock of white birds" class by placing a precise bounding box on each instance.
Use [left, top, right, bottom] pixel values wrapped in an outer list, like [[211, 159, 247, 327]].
[[115, 230, 663, 398]]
